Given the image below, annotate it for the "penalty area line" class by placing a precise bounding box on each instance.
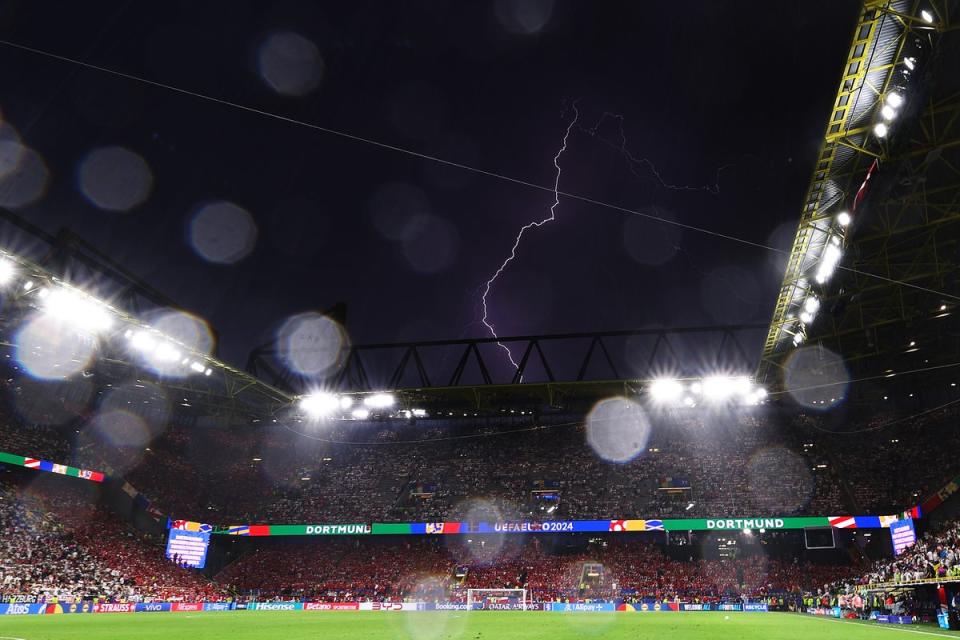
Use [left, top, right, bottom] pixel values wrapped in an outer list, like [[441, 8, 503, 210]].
[[808, 615, 959, 638]]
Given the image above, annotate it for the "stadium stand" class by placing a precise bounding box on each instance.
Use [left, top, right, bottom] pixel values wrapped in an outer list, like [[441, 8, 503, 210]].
[[0, 470, 225, 603]]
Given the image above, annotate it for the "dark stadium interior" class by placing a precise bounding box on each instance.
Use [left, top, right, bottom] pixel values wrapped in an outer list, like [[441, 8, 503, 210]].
[[1, 0, 960, 637]]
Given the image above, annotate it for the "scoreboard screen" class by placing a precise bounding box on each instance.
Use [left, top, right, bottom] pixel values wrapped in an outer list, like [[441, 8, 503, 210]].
[[889, 519, 917, 555], [165, 528, 210, 569]]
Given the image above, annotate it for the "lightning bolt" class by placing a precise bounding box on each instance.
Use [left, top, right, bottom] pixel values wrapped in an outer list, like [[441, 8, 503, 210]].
[[480, 105, 731, 373], [480, 103, 581, 372], [580, 111, 730, 193]]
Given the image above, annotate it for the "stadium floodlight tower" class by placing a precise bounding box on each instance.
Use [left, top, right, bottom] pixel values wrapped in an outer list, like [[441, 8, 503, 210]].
[[466, 588, 528, 611]]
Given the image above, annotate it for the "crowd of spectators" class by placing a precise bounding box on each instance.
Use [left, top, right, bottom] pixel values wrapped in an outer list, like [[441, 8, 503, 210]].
[[109, 404, 958, 526], [217, 535, 858, 602], [859, 520, 960, 585], [0, 470, 225, 603]]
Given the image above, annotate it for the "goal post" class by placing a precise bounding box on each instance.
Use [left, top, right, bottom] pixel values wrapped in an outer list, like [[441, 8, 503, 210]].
[[467, 588, 528, 611]]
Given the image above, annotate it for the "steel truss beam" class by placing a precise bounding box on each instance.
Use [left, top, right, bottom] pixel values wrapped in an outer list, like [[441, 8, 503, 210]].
[[759, 0, 955, 385]]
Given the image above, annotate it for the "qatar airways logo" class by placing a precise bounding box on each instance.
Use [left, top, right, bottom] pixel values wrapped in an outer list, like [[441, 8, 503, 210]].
[[705, 518, 784, 530]]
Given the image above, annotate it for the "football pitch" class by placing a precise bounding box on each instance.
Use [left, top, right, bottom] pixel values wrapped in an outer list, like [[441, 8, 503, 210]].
[[3, 611, 960, 640]]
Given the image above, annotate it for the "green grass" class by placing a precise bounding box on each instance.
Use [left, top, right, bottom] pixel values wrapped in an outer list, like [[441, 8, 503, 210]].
[[2, 610, 959, 640]]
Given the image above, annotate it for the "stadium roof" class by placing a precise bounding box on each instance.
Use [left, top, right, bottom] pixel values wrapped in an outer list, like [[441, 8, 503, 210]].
[[757, 0, 960, 390]]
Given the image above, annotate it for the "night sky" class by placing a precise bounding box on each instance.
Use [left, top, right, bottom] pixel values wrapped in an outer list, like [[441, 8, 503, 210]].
[[0, 1, 861, 376]]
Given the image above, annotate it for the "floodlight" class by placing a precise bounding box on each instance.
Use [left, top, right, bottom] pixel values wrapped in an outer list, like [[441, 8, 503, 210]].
[[649, 378, 683, 402], [793, 333, 805, 346], [836, 212, 851, 227], [880, 105, 897, 121], [351, 408, 370, 420], [921, 9, 934, 23], [702, 376, 735, 401], [153, 342, 181, 362], [42, 287, 114, 333], [873, 122, 889, 138], [903, 57, 916, 70], [189, 361, 206, 373], [300, 392, 339, 417], [885, 92, 904, 108], [0, 258, 15, 285], [799, 311, 813, 324], [815, 243, 842, 283], [804, 297, 820, 314], [363, 393, 395, 408]]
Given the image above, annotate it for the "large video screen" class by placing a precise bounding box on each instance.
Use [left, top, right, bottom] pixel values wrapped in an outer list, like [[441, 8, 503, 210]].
[[165, 528, 211, 569]]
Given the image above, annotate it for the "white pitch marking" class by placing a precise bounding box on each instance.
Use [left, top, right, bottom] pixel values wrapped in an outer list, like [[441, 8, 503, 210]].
[[808, 614, 958, 638]]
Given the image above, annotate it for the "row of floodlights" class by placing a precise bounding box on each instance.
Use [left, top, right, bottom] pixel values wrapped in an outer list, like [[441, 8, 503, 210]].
[[872, 4, 937, 140], [0, 254, 215, 379], [647, 375, 767, 407], [873, 91, 905, 140], [299, 391, 428, 421]]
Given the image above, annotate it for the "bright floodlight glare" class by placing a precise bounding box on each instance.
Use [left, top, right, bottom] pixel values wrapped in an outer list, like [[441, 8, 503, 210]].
[[649, 378, 683, 402], [793, 333, 805, 346], [815, 243, 843, 284], [351, 408, 370, 420], [921, 9, 934, 23], [300, 392, 339, 417], [880, 105, 897, 121], [42, 287, 114, 333], [0, 258, 14, 285], [885, 92, 904, 108], [804, 297, 820, 314], [836, 211, 851, 227], [873, 122, 889, 138], [363, 393, 395, 409], [702, 376, 736, 401], [412, 408, 428, 418], [756, 387, 768, 400], [904, 56, 916, 70], [339, 396, 354, 410], [799, 311, 813, 324]]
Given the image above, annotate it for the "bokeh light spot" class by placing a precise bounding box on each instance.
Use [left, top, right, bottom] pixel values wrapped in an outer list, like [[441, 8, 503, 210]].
[[585, 397, 650, 463], [257, 32, 324, 97], [495, 0, 555, 34], [0, 146, 49, 208], [783, 346, 850, 410], [78, 146, 153, 212], [189, 201, 258, 264], [15, 314, 98, 380], [278, 313, 347, 377]]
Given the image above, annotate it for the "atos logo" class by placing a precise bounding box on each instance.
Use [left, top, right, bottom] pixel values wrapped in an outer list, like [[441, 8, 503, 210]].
[[6, 604, 32, 615]]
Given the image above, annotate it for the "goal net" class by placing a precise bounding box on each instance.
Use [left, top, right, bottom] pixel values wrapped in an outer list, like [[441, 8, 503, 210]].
[[467, 588, 529, 611]]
